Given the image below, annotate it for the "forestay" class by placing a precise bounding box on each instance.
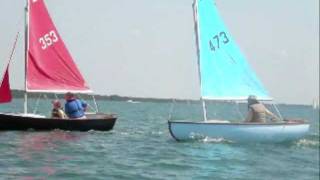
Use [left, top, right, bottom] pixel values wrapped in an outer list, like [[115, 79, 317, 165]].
[[26, 0, 90, 93], [194, 0, 271, 100]]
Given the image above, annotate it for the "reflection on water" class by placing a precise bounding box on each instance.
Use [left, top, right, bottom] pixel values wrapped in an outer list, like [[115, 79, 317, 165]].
[[18, 130, 83, 159], [16, 131, 85, 178]]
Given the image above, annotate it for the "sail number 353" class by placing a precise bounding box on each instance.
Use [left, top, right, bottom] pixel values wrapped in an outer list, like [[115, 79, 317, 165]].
[[209, 32, 229, 52], [39, 30, 59, 50]]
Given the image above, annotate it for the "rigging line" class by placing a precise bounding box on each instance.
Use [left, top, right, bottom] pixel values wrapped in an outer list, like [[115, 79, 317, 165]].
[[33, 93, 42, 114], [235, 101, 244, 119], [13, 2, 25, 35], [1, 32, 20, 76], [43, 94, 51, 115], [0, 31, 20, 90], [8, 32, 20, 65], [92, 95, 99, 113], [78, 94, 95, 112], [272, 102, 283, 120], [168, 99, 176, 121], [1, 4, 24, 70], [87, 102, 96, 112]]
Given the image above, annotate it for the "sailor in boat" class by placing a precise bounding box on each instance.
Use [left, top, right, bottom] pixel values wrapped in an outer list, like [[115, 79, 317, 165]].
[[244, 95, 280, 123], [51, 100, 67, 119], [64, 92, 88, 119]]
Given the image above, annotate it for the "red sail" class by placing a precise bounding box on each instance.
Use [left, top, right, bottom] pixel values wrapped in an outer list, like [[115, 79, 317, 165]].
[[27, 0, 90, 93], [0, 67, 12, 103]]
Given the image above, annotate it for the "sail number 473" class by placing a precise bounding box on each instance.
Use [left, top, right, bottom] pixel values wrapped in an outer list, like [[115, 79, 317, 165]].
[[209, 32, 229, 52], [39, 30, 59, 50]]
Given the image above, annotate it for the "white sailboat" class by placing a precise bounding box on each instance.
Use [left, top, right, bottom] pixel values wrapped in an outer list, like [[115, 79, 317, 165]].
[[168, 0, 309, 142]]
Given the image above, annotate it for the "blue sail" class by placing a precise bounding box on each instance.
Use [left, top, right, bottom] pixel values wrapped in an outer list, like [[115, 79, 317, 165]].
[[195, 0, 271, 100]]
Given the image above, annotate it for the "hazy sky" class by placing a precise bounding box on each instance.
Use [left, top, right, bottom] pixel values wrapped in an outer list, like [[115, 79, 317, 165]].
[[0, 0, 319, 104]]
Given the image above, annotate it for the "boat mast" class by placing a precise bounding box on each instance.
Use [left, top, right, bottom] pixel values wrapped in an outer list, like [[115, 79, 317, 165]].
[[193, 0, 208, 121], [24, 0, 29, 114]]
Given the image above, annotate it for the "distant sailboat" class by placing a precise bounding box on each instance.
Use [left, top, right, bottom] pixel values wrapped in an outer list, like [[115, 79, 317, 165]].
[[127, 100, 141, 104], [168, 0, 309, 142], [0, 0, 117, 131]]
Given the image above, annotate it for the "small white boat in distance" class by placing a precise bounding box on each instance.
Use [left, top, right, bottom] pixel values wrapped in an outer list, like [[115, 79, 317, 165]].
[[168, 0, 309, 143], [169, 120, 309, 143], [127, 100, 140, 104]]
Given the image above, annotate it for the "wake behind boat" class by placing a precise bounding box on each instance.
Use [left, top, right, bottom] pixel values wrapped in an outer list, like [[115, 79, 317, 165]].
[[168, 0, 309, 142], [0, 0, 117, 131]]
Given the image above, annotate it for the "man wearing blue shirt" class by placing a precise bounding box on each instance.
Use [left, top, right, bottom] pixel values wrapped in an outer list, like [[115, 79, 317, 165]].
[[64, 92, 87, 119]]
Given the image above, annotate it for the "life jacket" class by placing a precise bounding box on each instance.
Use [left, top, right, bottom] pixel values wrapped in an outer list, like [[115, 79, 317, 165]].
[[52, 108, 62, 118], [65, 99, 86, 118]]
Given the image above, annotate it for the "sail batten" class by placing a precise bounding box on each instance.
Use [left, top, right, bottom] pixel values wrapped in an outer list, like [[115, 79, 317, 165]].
[[26, 0, 90, 93], [195, 0, 271, 100]]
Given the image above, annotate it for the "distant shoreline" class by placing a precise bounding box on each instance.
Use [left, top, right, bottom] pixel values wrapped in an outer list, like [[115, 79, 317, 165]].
[[10, 89, 183, 103], [10, 89, 311, 107]]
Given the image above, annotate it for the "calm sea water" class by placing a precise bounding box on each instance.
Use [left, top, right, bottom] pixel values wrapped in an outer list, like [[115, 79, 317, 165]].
[[0, 98, 319, 180]]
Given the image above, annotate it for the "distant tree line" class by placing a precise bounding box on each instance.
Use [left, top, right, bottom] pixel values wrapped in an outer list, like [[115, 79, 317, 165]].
[[10, 89, 183, 103], [11, 89, 308, 106]]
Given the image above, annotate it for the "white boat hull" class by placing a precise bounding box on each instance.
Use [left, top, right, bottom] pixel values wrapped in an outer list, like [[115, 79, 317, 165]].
[[168, 120, 310, 143]]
